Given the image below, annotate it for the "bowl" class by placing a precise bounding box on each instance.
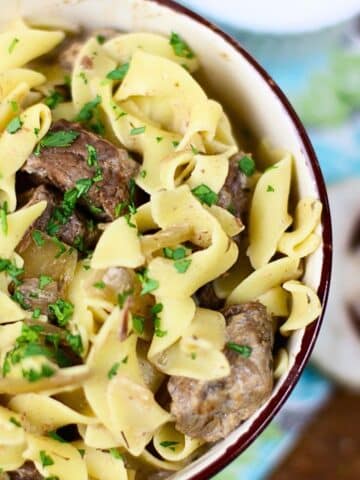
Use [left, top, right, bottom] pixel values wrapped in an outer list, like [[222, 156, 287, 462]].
[[1, 0, 332, 478]]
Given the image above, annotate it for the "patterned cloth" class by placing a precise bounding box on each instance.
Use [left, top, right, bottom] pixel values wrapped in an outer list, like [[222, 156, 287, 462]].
[[176, 2, 360, 478]]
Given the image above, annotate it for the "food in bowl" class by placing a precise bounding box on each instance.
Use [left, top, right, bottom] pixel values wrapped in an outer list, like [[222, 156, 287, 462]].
[[0, 19, 323, 479]]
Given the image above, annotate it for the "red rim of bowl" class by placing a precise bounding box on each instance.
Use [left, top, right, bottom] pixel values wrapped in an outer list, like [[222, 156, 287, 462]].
[[148, 0, 333, 478]]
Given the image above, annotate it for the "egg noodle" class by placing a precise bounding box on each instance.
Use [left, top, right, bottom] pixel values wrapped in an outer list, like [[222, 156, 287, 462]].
[[0, 19, 322, 479]]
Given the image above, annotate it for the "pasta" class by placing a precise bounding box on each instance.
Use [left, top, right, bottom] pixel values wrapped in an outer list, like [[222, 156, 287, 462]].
[[0, 18, 323, 479]]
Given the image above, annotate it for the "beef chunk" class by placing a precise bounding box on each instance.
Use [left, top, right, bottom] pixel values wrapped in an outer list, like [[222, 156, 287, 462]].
[[196, 282, 224, 310], [168, 302, 273, 442], [218, 152, 251, 219], [18, 185, 99, 252], [17, 278, 59, 314], [22, 120, 139, 221], [9, 462, 43, 480]]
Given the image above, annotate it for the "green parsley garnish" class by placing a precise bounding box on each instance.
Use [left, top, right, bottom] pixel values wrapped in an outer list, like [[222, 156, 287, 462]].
[[160, 440, 179, 451], [40, 450, 54, 467], [75, 95, 101, 123], [191, 352, 197, 360], [130, 126, 146, 136], [122, 355, 128, 364], [191, 144, 199, 154], [79, 71, 88, 84], [78, 448, 85, 458], [64, 74, 71, 88], [139, 170, 147, 178], [117, 288, 133, 308], [267, 185, 275, 192], [36, 130, 79, 152], [108, 362, 120, 379], [172, 141, 180, 148], [66, 333, 83, 355], [114, 201, 126, 218], [163, 246, 187, 260], [32, 308, 42, 320], [0, 201, 8, 235], [47, 431, 67, 443], [45, 91, 65, 110], [39, 275, 53, 290], [96, 34, 106, 45], [9, 417, 21, 427], [132, 314, 145, 335], [11, 290, 30, 310], [48, 299, 74, 327], [191, 184, 218, 206], [156, 136, 163, 143], [32, 229, 44, 247], [93, 280, 105, 289], [137, 269, 159, 295], [226, 342, 252, 358], [8, 37, 19, 54], [169, 32, 194, 59], [6, 116, 23, 134], [0, 258, 24, 286], [109, 448, 123, 460], [151, 303, 167, 338], [34, 127, 40, 136], [238, 155, 256, 177], [23, 364, 55, 382], [174, 258, 191, 273], [10, 100, 19, 112], [86, 144, 98, 167], [106, 63, 129, 81]]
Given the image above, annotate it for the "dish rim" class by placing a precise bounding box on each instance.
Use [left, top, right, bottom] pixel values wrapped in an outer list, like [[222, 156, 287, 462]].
[[147, 0, 333, 478]]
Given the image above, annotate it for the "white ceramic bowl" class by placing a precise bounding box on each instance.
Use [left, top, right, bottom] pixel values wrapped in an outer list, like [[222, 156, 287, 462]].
[[1, 1, 332, 478]]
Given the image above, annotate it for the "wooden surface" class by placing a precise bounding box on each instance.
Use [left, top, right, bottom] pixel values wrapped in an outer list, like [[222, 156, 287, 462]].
[[270, 389, 360, 480]]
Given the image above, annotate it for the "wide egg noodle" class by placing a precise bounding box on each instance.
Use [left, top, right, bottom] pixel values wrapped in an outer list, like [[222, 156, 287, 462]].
[[280, 280, 322, 335], [84, 307, 170, 456], [273, 348, 289, 379], [278, 197, 322, 258], [84, 446, 132, 480], [0, 291, 25, 324], [247, 155, 293, 269], [257, 286, 290, 317], [0, 103, 51, 210], [153, 422, 203, 462], [8, 393, 96, 435], [24, 434, 87, 480], [0, 20, 64, 73], [226, 256, 302, 305], [0, 405, 26, 471], [104, 32, 199, 72]]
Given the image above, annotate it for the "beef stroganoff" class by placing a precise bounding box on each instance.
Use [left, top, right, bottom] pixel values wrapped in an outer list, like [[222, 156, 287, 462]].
[[0, 19, 322, 479]]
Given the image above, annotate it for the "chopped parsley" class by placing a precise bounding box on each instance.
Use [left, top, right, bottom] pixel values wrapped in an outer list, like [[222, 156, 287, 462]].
[[78, 448, 85, 458], [8, 37, 19, 54], [11, 290, 30, 310], [47, 431, 67, 443], [34, 127, 40, 136], [96, 34, 106, 45], [106, 63, 129, 81], [137, 269, 159, 295], [48, 299, 74, 327], [169, 32, 194, 59], [45, 91, 65, 110], [122, 355, 128, 364], [10, 100, 19, 112], [132, 314, 145, 335], [39, 275, 53, 290], [156, 136, 163, 143], [191, 352, 197, 360], [109, 448, 123, 460], [32, 229, 45, 247], [238, 155, 256, 177], [191, 144, 199, 155], [151, 303, 167, 338], [79, 71, 88, 84], [75, 95, 101, 123], [163, 246, 187, 260], [86, 144, 98, 167], [226, 342, 252, 358], [64, 74, 71, 88], [117, 288, 133, 308], [172, 141, 180, 148], [130, 126, 146, 136], [0, 258, 24, 286], [139, 170, 147, 178], [36, 130, 79, 154], [23, 364, 55, 382], [66, 333, 83, 355], [160, 440, 179, 451], [32, 308, 42, 319], [9, 417, 21, 427], [6, 116, 23, 134], [108, 362, 120, 379], [191, 184, 218, 206], [93, 280, 105, 289], [114, 202, 126, 218], [0, 201, 8, 235], [267, 185, 275, 192], [40, 450, 54, 467], [174, 258, 191, 273], [51, 236, 67, 258]]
